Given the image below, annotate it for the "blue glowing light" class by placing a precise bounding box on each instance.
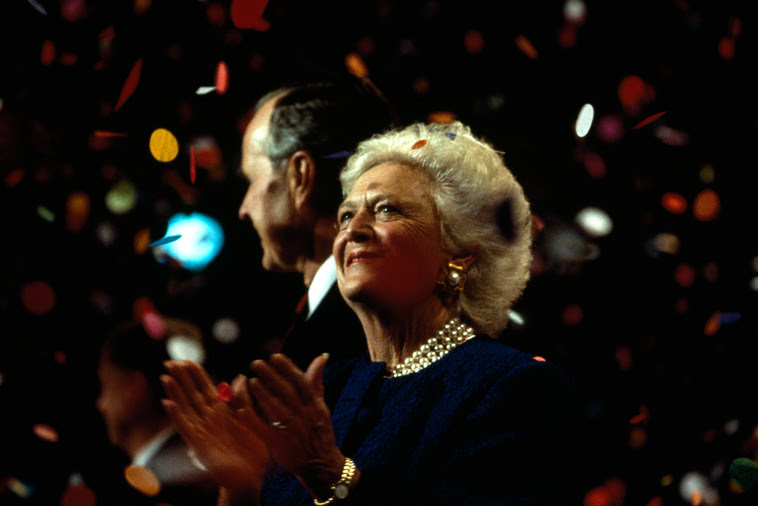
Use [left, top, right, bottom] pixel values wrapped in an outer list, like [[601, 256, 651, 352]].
[[156, 212, 224, 271]]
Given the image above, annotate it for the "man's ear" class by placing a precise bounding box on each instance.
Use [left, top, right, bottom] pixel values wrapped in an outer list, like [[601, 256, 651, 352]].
[[286, 150, 316, 211]]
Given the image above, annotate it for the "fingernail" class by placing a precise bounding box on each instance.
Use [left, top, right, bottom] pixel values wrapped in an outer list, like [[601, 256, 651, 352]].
[[322, 353, 330, 360]]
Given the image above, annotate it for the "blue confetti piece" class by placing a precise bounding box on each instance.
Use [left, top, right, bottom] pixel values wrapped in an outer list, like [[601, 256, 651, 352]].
[[717, 312, 741, 325], [445, 133, 456, 140], [321, 151, 353, 159], [149, 234, 182, 247]]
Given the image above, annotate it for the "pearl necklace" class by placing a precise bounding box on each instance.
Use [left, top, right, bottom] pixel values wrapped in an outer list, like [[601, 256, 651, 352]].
[[386, 317, 475, 378]]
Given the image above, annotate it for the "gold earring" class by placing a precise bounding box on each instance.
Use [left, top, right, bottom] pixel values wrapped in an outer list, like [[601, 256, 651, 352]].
[[437, 261, 467, 294]]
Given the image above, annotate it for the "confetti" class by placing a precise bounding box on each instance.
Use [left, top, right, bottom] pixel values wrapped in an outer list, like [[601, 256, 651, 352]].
[[26, 0, 47, 15], [66, 192, 90, 232], [60, 482, 96, 506], [561, 304, 583, 326], [149, 234, 182, 247], [212, 317, 241, 343], [114, 58, 143, 112], [93, 130, 127, 138], [166, 334, 205, 363], [230, 0, 270, 31], [196, 86, 217, 95], [215, 61, 229, 95], [729, 458, 758, 492], [142, 311, 165, 339], [464, 30, 485, 55], [321, 151, 353, 159], [533, 356, 546, 362], [427, 111, 456, 123], [32, 423, 60, 442], [149, 128, 180, 162], [515, 35, 538, 59], [124, 465, 161, 496], [575, 207, 612, 237], [36, 205, 55, 222], [661, 192, 687, 214], [692, 189, 720, 221], [21, 281, 56, 315], [40, 40, 55, 65], [190, 146, 196, 183], [216, 381, 232, 402], [105, 179, 138, 215], [574, 103, 594, 138], [411, 139, 427, 150], [345, 52, 369, 78], [632, 111, 667, 130], [445, 133, 456, 140]]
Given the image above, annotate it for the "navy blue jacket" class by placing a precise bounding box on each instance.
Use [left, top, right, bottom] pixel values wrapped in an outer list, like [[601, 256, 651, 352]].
[[262, 336, 582, 505]]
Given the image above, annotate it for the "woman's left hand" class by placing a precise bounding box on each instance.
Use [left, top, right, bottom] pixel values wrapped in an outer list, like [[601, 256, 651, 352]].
[[239, 353, 347, 499]]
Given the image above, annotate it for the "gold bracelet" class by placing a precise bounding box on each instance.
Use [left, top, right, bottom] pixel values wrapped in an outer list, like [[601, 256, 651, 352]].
[[313, 457, 356, 505]]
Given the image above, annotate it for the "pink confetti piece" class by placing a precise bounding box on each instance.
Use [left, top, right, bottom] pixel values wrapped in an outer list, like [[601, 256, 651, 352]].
[[632, 111, 667, 130], [114, 58, 143, 112], [216, 381, 232, 402]]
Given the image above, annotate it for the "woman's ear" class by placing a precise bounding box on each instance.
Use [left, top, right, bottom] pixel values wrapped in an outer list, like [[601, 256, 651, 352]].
[[451, 252, 478, 272], [286, 150, 317, 211]]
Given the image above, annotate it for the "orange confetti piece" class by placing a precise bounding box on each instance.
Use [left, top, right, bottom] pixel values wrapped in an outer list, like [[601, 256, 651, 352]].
[[427, 111, 456, 123], [32, 423, 60, 442], [632, 111, 667, 130], [661, 192, 687, 214], [515, 35, 538, 59], [215, 61, 229, 95], [216, 381, 232, 402], [692, 189, 720, 221], [190, 146, 196, 183], [533, 356, 546, 362], [114, 58, 143, 112], [66, 192, 90, 232], [345, 52, 369, 78], [231, 0, 270, 31], [411, 139, 427, 150], [704, 311, 721, 336], [124, 465, 161, 496]]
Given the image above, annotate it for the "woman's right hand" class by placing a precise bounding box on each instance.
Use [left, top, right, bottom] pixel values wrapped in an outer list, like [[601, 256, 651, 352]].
[[161, 360, 270, 504]]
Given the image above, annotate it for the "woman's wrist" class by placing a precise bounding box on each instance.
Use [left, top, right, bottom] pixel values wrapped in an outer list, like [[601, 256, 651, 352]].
[[309, 457, 360, 505]]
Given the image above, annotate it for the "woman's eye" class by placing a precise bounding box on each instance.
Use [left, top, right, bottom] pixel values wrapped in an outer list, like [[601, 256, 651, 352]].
[[337, 212, 353, 228], [378, 205, 396, 214]]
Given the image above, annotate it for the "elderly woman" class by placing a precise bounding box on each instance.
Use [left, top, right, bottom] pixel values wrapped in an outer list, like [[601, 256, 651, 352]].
[[161, 121, 580, 505]]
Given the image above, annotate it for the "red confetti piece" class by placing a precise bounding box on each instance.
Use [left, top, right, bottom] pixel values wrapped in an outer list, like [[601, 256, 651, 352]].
[[40, 40, 55, 65], [190, 146, 196, 183], [629, 405, 649, 425], [632, 111, 667, 130], [60, 482, 96, 506], [114, 58, 143, 112], [230, 0, 271, 31], [411, 139, 427, 150], [215, 61, 229, 95], [692, 189, 720, 221], [661, 192, 687, 214], [21, 281, 56, 315], [216, 381, 232, 402], [94, 130, 128, 138]]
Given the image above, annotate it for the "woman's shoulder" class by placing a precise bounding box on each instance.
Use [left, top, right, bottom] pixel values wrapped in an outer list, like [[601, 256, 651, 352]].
[[443, 335, 574, 390]]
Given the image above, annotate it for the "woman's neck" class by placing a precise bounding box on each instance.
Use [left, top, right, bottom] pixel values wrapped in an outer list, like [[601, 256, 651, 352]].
[[353, 298, 457, 369]]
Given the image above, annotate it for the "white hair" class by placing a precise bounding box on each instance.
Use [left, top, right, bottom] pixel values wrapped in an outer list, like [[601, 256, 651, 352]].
[[339, 121, 533, 335]]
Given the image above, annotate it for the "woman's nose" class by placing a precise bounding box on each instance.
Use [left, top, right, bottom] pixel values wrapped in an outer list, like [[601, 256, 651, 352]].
[[345, 209, 373, 242]]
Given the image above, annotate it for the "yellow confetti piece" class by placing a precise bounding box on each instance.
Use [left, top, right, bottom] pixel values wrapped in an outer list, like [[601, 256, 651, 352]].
[[149, 128, 179, 162], [124, 465, 161, 496], [427, 111, 456, 123]]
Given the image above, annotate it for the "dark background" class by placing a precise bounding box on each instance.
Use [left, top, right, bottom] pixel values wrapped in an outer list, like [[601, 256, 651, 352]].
[[1, 0, 757, 504]]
